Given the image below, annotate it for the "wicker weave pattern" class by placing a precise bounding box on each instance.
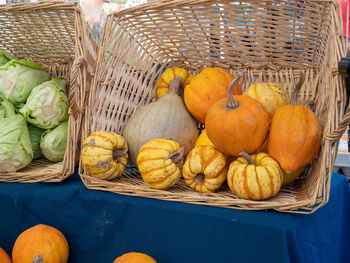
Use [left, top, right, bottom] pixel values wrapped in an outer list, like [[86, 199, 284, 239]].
[[0, 1, 97, 182], [80, 0, 348, 213]]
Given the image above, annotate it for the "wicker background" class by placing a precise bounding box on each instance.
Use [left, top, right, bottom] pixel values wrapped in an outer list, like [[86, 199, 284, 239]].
[[80, 0, 348, 213], [0, 1, 97, 182]]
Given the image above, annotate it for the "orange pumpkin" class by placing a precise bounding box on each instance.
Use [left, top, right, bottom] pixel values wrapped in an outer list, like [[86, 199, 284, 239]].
[[268, 73, 322, 173], [114, 252, 157, 263], [184, 67, 242, 123], [0, 247, 11, 263], [205, 75, 270, 156], [12, 224, 69, 263]]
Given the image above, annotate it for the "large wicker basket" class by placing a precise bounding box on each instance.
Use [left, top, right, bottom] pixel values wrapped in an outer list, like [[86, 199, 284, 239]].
[[0, 1, 97, 182], [79, 0, 349, 213]]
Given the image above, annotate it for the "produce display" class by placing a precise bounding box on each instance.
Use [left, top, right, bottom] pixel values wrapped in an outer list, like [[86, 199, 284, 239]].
[[113, 252, 157, 263], [82, 67, 323, 201], [0, 50, 69, 173], [11, 224, 69, 263]]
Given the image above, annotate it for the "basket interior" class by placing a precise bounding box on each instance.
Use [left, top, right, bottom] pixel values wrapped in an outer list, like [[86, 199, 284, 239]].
[[0, 2, 85, 181], [82, 0, 344, 212]]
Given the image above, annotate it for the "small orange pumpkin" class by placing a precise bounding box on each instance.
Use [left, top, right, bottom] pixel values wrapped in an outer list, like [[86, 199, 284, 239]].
[[184, 67, 242, 123], [156, 67, 192, 98], [114, 252, 157, 263], [205, 75, 270, 156], [12, 224, 69, 263], [0, 247, 11, 263], [268, 73, 322, 173]]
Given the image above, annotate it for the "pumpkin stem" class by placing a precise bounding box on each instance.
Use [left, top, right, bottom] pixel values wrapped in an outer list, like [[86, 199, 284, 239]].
[[291, 72, 306, 105], [165, 147, 184, 163], [32, 255, 43, 263], [239, 151, 256, 165], [195, 173, 204, 184], [112, 150, 127, 159], [227, 73, 243, 109], [168, 76, 183, 95]]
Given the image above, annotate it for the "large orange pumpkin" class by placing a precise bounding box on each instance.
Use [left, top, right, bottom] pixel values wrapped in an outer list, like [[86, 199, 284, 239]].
[[114, 252, 157, 263], [184, 67, 242, 123], [12, 224, 69, 263], [268, 73, 322, 173], [0, 247, 11, 263], [205, 75, 270, 156]]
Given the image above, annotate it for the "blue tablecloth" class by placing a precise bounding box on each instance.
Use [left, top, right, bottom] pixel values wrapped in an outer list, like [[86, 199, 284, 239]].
[[0, 172, 349, 263]]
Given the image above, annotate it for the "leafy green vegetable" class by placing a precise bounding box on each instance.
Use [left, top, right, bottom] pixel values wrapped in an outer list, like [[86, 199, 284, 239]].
[[0, 99, 33, 172], [0, 50, 14, 66], [20, 77, 69, 129], [0, 59, 49, 105], [28, 124, 45, 160], [40, 120, 68, 162]]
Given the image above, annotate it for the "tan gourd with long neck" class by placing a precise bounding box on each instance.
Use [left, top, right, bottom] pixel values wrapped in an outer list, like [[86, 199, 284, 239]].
[[123, 76, 198, 164]]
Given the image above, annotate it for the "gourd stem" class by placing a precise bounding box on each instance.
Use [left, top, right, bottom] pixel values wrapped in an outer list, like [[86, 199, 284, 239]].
[[195, 173, 204, 184], [239, 151, 256, 165], [112, 150, 127, 159], [168, 76, 183, 95], [227, 73, 243, 109], [32, 255, 43, 263], [165, 147, 184, 163], [291, 72, 306, 105]]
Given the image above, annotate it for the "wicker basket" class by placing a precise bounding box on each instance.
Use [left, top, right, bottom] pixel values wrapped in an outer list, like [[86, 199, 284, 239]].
[[0, 1, 97, 182], [79, 0, 349, 213]]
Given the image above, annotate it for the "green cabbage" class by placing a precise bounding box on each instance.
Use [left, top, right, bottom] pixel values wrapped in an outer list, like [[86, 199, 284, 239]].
[[0, 50, 14, 66], [40, 120, 68, 162], [0, 59, 50, 105], [0, 99, 33, 172], [28, 124, 45, 160], [20, 78, 69, 129]]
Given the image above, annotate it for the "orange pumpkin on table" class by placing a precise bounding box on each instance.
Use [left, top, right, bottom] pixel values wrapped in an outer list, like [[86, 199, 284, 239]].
[[205, 74, 270, 156], [0, 247, 11, 263], [268, 73, 322, 173], [184, 67, 242, 123], [114, 252, 157, 263], [12, 224, 69, 263]]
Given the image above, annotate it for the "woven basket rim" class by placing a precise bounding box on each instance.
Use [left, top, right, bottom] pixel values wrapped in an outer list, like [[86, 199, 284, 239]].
[[0, 1, 78, 10], [108, 0, 338, 19]]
